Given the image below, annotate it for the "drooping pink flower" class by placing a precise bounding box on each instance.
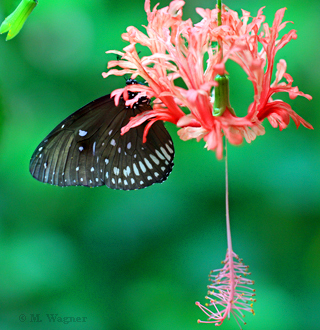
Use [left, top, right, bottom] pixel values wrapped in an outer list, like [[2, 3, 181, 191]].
[[103, 1, 312, 159], [196, 250, 256, 329]]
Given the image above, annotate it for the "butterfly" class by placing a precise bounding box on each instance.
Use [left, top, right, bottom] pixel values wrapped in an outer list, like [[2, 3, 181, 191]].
[[29, 79, 174, 190]]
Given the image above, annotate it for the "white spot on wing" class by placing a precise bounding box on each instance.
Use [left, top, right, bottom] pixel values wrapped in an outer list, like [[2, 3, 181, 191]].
[[139, 161, 146, 173], [79, 129, 87, 136], [147, 176, 152, 180], [112, 178, 115, 184], [154, 172, 159, 177], [110, 139, 116, 146], [93, 141, 96, 155], [108, 129, 113, 135], [79, 146, 84, 152], [155, 149, 165, 160], [91, 167, 94, 172], [127, 142, 131, 149], [76, 166, 79, 171], [124, 180, 128, 185], [105, 158, 109, 165], [160, 147, 171, 161], [140, 180, 144, 185], [165, 143, 174, 154], [113, 167, 119, 175], [38, 147, 43, 151], [133, 163, 139, 176], [144, 158, 153, 169], [150, 154, 160, 165], [126, 166, 131, 176], [44, 162, 47, 169], [131, 178, 135, 184], [106, 172, 109, 178], [118, 147, 121, 153], [118, 178, 122, 184]]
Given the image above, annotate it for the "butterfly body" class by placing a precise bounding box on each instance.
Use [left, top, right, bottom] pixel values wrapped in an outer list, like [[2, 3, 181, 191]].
[[30, 82, 174, 190]]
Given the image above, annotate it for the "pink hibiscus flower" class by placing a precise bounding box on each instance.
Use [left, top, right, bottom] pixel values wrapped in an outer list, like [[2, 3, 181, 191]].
[[103, 0, 312, 160]]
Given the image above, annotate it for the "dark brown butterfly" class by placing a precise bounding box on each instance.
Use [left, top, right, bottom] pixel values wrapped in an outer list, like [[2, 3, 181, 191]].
[[29, 80, 174, 190]]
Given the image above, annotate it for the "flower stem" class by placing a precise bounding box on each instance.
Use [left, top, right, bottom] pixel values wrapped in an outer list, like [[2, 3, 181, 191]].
[[217, 0, 222, 27], [225, 140, 235, 288], [216, 0, 223, 62], [225, 140, 232, 252], [224, 139, 236, 314]]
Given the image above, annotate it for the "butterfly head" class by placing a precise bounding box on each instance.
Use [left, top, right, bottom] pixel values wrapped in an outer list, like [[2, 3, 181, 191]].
[[125, 79, 149, 105], [125, 78, 138, 86]]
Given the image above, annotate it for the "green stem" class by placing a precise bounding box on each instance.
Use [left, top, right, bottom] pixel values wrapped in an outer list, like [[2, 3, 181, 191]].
[[217, 0, 222, 56], [217, 0, 222, 27], [225, 141, 232, 253]]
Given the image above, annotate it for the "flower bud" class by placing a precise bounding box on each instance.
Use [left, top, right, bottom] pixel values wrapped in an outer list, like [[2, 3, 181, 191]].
[[213, 74, 235, 116], [0, 0, 38, 41]]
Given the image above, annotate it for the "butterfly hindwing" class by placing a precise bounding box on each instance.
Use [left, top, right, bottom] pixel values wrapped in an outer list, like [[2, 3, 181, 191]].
[[29, 94, 174, 190]]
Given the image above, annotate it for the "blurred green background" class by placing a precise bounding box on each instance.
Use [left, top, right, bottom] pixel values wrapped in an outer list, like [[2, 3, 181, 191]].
[[0, 0, 319, 329]]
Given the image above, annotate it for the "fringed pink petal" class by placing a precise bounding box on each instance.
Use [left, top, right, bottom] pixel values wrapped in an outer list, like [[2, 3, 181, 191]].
[[103, 0, 312, 153]]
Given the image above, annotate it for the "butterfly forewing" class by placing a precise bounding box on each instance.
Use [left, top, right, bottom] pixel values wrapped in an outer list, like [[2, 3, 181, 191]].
[[30, 94, 174, 190]]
